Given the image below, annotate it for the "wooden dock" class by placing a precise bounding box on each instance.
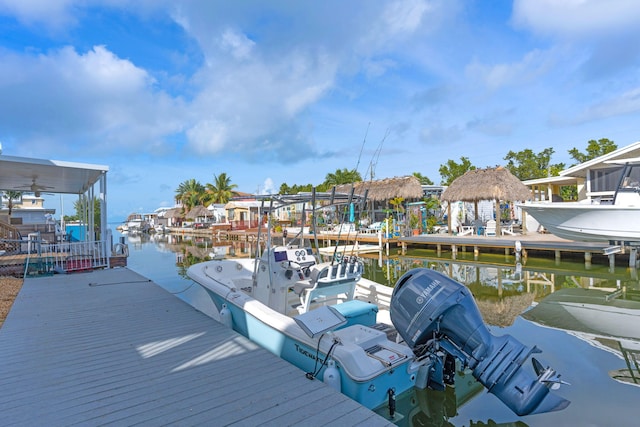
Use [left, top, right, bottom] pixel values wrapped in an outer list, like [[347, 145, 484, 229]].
[[397, 233, 633, 268], [0, 268, 394, 426], [167, 225, 637, 268]]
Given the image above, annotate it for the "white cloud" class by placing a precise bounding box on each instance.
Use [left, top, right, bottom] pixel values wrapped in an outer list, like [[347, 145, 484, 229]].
[[261, 178, 275, 194], [186, 119, 228, 153], [512, 0, 640, 38], [466, 48, 557, 91], [0, 0, 77, 29], [0, 45, 183, 157], [219, 29, 255, 60], [550, 86, 640, 126]]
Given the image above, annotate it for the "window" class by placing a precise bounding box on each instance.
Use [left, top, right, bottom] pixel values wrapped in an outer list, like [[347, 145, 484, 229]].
[[589, 167, 624, 193]]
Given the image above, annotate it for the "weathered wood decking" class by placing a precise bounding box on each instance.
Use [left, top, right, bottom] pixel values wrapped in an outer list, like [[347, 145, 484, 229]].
[[0, 268, 394, 426]]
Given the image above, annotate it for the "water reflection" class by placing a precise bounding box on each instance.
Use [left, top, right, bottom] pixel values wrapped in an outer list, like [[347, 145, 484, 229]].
[[522, 287, 640, 388], [123, 233, 640, 426]]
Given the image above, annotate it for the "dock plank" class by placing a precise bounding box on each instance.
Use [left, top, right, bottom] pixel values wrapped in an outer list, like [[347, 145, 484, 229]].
[[0, 268, 394, 426]]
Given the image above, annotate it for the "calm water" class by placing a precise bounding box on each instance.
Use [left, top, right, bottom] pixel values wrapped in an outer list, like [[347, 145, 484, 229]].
[[122, 231, 640, 427]]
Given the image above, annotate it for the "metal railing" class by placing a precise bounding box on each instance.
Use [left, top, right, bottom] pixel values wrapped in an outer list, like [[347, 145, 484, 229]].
[[1, 237, 110, 277], [38, 240, 109, 273]]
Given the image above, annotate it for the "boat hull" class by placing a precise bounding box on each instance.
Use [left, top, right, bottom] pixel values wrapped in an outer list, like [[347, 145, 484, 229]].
[[185, 260, 416, 410], [519, 202, 640, 242]]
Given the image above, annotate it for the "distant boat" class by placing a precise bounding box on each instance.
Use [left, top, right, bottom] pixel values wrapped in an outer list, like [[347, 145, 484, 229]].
[[519, 160, 640, 242], [184, 191, 569, 417], [124, 213, 149, 233]]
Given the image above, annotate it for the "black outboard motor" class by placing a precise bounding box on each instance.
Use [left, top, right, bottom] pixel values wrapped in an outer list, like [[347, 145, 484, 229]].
[[390, 268, 569, 416]]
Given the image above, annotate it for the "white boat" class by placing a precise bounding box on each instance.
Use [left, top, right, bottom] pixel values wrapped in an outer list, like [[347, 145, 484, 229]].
[[185, 191, 569, 417], [124, 213, 149, 233], [518, 160, 640, 242]]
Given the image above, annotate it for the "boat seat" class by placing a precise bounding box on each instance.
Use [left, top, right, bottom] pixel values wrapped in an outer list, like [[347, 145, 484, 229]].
[[293, 265, 323, 295], [297, 263, 357, 313]]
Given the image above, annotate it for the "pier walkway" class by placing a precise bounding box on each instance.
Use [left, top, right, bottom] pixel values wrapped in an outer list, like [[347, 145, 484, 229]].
[[0, 268, 393, 426]]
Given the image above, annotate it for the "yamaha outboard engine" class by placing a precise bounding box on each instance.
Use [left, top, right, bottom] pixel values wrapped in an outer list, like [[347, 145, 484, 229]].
[[390, 268, 569, 416]]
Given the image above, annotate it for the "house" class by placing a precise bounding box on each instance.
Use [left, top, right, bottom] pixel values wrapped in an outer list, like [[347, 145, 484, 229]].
[[523, 140, 640, 203]]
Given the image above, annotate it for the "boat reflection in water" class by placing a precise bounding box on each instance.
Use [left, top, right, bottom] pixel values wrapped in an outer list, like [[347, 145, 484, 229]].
[[522, 287, 640, 388], [123, 233, 640, 427]]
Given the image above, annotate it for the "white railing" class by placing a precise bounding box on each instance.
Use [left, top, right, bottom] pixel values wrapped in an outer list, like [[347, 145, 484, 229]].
[[36, 240, 110, 273]]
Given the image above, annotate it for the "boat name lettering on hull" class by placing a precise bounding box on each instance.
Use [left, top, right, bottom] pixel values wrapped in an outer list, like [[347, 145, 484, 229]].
[[294, 343, 317, 361]]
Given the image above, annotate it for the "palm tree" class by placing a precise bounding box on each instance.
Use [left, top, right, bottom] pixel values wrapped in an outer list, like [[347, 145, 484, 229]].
[[175, 179, 205, 212], [205, 173, 238, 204], [2, 190, 23, 216], [323, 168, 362, 188]]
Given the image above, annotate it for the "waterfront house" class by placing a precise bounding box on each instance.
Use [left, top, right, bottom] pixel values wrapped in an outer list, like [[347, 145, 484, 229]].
[[523, 140, 640, 203]]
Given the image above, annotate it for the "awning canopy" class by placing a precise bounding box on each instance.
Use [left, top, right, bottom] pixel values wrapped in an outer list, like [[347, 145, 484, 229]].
[[0, 155, 108, 194]]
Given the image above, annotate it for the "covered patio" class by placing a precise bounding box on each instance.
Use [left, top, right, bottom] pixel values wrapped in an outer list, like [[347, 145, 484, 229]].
[[441, 167, 532, 237], [0, 155, 111, 276]]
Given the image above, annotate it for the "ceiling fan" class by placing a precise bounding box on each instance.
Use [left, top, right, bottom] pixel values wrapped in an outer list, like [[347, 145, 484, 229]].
[[18, 178, 54, 197]]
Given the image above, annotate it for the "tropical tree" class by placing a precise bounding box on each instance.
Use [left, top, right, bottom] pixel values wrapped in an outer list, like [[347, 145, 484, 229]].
[[205, 173, 238, 204], [323, 168, 362, 188], [503, 148, 564, 180], [175, 179, 205, 211], [63, 196, 103, 237], [439, 157, 476, 185], [412, 172, 434, 185], [389, 196, 405, 220], [2, 190, 23, 216], [278, 183, 314, 194], [568, 138, 617, 165]]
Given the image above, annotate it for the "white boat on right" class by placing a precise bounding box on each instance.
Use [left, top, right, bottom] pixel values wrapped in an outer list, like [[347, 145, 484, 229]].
[[519, 160, 640, 243]]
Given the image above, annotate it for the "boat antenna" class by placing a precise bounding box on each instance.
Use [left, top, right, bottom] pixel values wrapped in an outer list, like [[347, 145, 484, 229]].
[[354, 122, 370, 176], [366, 128, 388, 181], [331, 186, 356, 264], [253, 197, 269, 288], [310, 188, 321, 258], [295, 198, 307, 248]]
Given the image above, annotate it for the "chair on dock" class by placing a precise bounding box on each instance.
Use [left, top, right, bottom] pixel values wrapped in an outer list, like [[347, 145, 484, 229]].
[[501, 221, 516, 236], [484, 220, 496, 237], [458, 224, 475, 236]]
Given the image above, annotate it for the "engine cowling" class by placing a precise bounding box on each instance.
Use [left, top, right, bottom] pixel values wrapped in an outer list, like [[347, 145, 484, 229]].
[[390, 268, 570, 416]]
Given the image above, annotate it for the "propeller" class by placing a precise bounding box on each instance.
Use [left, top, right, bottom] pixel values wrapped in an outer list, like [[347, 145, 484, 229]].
[[533, 357, 571, 390]]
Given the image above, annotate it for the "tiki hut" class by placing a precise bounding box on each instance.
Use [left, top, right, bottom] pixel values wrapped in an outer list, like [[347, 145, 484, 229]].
[[335, 176, 424, 202], [441, 167, 532, 236], [186, 205, 211, 222], [162, 207, 185, 227], [334, 176, 424, 222]]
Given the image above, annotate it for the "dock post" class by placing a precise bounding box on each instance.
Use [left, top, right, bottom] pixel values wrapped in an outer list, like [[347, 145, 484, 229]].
[[555, 250, 561, 264], [452, 244, 457, 260], [629, 247, 638, 269], [609, 254, 616, 273], [585, 251, 592, 268], [474, 246, 479, 260], [437, 244, 441, 256]]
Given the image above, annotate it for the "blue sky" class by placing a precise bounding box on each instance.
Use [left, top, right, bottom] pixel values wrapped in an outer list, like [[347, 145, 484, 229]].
[[1, 1, 640, 222]]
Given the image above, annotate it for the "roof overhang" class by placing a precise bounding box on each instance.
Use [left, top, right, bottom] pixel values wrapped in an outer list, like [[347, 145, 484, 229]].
[[0, 155, 108, 195], [522, 175, 581, 186], [559, 140, 640, 178]]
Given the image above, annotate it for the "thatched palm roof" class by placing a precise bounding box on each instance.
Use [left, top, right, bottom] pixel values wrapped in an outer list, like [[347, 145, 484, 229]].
[[186, 205, 210, 219], [335, 176, 423, 202], [163, 207, 184, 218], [441, 167, 532, 202]]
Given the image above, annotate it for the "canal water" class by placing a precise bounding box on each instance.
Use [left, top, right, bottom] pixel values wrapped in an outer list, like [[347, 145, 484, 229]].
[[122, 231, 639, 427]]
